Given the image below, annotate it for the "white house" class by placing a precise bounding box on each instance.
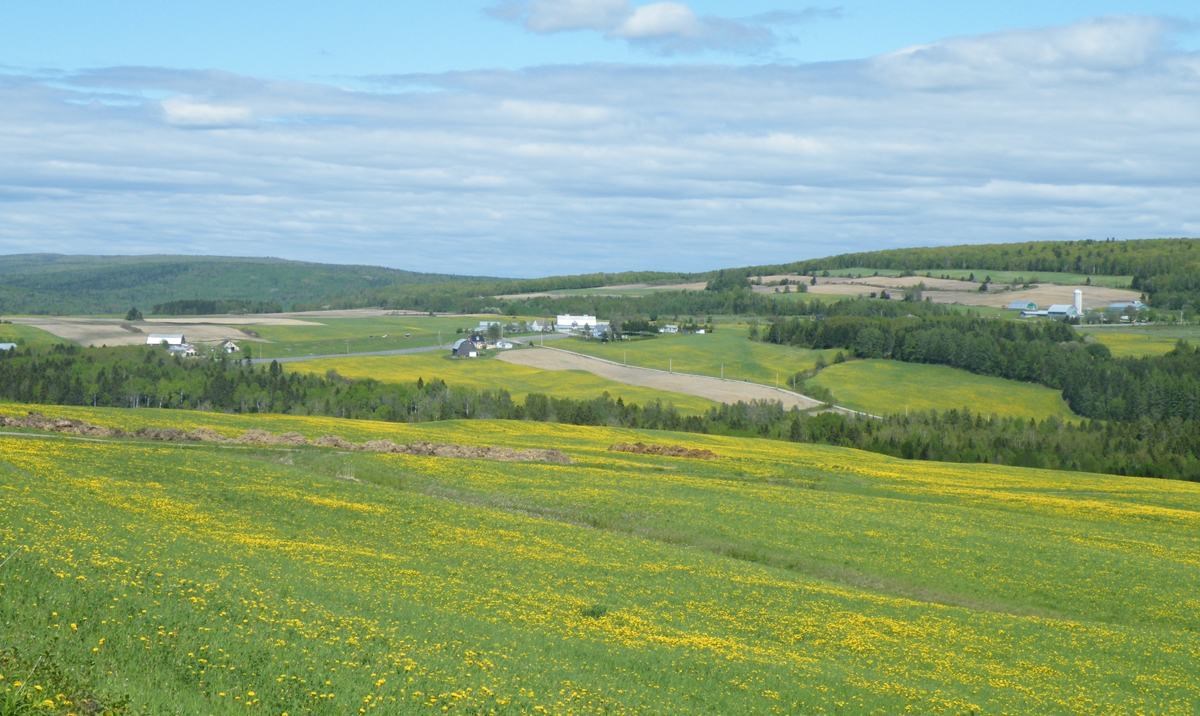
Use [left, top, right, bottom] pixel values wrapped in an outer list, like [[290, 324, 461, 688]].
[[660, 324, 680, 334], [477, 320, 501, 331], [221, 340, 241, 353], [555, 314, 598, 333], [146, 334, 186, 346], [528, 320, 545, 332], [167, 344, 198, 358]]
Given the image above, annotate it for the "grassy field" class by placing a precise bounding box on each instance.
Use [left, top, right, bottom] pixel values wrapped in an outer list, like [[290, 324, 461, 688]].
[[562, 328, 842, 387], [808, 360, 1079, 420], [1078, 325, 1200, 358], [286, 352, 718, 414], [0, 322, 64, 348], [249, 315, 537, 359], [0, 403, 1197, 713], [818, 267, 1132, 288]]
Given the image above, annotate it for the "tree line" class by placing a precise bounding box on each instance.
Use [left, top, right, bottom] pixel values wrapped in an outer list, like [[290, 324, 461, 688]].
[[762, 313, 1200, 422], [1, 344, 1198, 481]]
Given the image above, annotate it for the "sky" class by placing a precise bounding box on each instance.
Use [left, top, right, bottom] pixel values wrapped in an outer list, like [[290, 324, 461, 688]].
[[1, 2, 1199, 276]]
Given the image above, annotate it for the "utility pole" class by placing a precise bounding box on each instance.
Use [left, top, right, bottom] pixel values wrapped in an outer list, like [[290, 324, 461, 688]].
[[623, 350, 627, 365], [669, 357, 673, 373], [721, 363, 724, 380]]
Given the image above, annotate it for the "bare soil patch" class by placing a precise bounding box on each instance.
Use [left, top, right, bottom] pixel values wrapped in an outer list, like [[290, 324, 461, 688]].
[[610, 442, 718, 460], [498, 347, 824, 410]]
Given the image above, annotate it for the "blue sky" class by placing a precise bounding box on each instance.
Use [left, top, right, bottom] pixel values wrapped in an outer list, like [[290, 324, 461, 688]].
[[1, 2, 1199, 275]]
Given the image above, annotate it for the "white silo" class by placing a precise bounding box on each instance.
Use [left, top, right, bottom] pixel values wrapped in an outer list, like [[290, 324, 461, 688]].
[[1074, 289, 1083, 315]]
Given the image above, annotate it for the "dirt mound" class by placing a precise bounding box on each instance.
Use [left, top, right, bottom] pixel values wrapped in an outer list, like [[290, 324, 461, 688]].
[[0, 413, 120, 438], [238, 429, 308, 446], [609, 442, 718, 459]]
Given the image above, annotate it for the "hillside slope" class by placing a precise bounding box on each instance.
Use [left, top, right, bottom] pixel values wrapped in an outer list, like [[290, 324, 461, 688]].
[[0, 254, 478, 315], [1, 404, 1197, 713]]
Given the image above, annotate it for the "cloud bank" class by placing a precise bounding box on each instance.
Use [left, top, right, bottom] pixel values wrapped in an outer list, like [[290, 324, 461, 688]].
[[486, 0, 837, 55], [0, 16, 1197, 275]]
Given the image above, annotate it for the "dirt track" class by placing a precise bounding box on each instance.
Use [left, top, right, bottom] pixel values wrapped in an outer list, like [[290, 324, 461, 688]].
[[498, 347, 826, 410]]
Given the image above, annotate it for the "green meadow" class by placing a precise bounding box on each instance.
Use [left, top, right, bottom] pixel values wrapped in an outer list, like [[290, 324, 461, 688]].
[[249, 315, 534, 359], [563, 329, 841, 387], [808, 359, 1079, 420], [1078, 325, 1200, 358], [285, 352, 717, 414], [1, 404, 1197, 713], [0, 323, 63, 348]]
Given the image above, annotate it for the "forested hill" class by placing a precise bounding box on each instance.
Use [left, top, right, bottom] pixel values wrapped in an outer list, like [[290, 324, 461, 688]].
[[0, 254, 480, 315], [750, 238, 1199, 309]]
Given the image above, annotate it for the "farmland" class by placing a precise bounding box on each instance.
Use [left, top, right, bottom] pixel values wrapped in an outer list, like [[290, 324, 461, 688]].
[[285, 352, 718, 414], [812, 266, 1133, 288], [248, 315, 525, 359], [1, 403, 1197, 713], [562, 328, 841, 387], [807, 360, 1080, 420], [1078, 325, 1200, 358]]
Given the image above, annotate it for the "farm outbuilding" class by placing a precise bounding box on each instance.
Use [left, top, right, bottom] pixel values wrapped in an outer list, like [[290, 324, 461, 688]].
[[0, 342, 17, 351], [555, 314, 597, 333], [1007, 300, 1037, 311], [146, 334, 186, 346], [451, 338, 478, 358]]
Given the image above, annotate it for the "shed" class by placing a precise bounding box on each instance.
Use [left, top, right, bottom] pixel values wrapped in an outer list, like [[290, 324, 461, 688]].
[[0, 342, 17, 351], [146, 334, 186, 346], [451, 338, 478, 358]]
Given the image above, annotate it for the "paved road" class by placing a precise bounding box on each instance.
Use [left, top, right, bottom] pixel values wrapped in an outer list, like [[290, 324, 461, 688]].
[[251, 333, 572, 365]]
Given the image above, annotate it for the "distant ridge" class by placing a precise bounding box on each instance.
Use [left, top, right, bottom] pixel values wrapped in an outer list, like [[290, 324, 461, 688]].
[[0, 254, 486, 315]]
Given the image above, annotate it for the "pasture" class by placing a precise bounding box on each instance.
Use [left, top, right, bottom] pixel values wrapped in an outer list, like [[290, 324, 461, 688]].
[[562, 328, 841, 387], [285, 352, 718, 414], [249, 315, 532, 359], [0, 322, 62, 348], [1078, 325, 1200, 358], [0, 404, 1197, 713], [808, 359, 1079, 420]]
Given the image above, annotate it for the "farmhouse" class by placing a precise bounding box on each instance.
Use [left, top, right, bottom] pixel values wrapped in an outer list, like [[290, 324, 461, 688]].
[[221, 340, 241, 353], [146, 334, 186, 346], [0, 342, 17, 352], [660, 324, 680, 334], [555, 314, 598, 333], [167, 344, 198, 358], [451, 338, 478, 358]]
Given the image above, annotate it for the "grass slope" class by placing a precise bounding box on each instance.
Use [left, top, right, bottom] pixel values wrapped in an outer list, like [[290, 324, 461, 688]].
[[809, 359, 1079, 420], [286, 352, 718, 414], [816, 266, 1132, 288], [0, 404, 1197, 713], [0, 254, 478, 315], [562, 328, 841, 387]]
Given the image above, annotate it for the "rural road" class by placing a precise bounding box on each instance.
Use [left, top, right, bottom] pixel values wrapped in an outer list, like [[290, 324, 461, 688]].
[[499, 345, 860, 413]]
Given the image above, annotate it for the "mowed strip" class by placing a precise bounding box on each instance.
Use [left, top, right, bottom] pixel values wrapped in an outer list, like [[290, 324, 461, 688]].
[[499, 347, 825, 410]]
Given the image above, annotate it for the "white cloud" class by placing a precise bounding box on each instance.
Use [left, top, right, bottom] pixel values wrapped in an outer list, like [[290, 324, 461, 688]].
[[161, 97, 253, 127], [1, 16, 1197, 275], [615, 3, 702, 39], [486, 0, 817, 54]]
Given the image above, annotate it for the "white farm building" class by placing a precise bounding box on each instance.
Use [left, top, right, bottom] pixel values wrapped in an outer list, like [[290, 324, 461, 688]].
[[146, 334, 186, 346], [555, 314, 598, 333]]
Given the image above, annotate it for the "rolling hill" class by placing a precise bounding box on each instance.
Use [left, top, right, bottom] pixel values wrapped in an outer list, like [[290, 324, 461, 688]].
[[0, 254, 481, 315], [1, 404, 1198, 713]]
